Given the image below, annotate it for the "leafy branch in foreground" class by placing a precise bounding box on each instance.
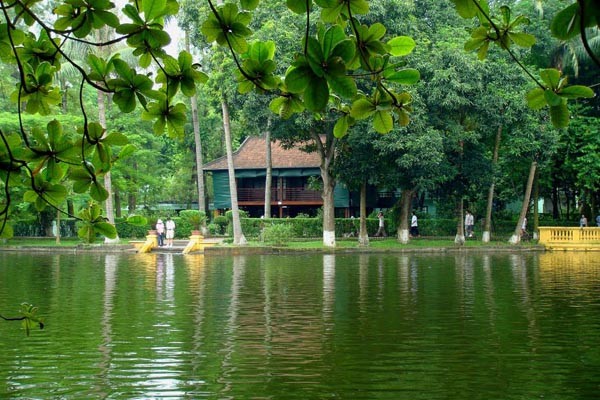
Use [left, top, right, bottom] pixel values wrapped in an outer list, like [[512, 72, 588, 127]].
[[202, 0, 420, 136], [0, 0, 208, 241], [0, 303, 44, 336], [452, 0, 597, 128]]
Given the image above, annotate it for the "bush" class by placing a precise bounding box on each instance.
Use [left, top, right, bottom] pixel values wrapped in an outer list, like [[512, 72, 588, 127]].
[[212, 216, 228, 235], [261, 223, 294, 246], [179, 210, 206, 232], [207, 223, 221, 236], [115, 217, 149, 239]]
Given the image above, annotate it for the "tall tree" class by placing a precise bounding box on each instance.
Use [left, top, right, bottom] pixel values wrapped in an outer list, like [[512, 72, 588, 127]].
[[222, 96, 247, 245], [200, 0, 419, 246]]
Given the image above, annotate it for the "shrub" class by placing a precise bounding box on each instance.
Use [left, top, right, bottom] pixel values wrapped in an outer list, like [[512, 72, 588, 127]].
[[261, 223, 294, 245], [179, 210, 206, 232], [207, 223, 221, 236], [212, 216, 228, 235]]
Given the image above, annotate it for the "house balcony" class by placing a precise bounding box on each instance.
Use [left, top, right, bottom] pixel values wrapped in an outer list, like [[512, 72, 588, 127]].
[[237, 187, 322, 205]]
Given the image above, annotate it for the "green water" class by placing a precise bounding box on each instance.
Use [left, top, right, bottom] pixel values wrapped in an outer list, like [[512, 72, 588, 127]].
[[0, 251, 598, 399]]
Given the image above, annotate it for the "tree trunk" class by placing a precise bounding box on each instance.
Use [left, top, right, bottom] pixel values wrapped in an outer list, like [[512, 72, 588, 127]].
[[314, 132, 336, 247], [533, 167, 539, 240], [397, 189, 413, 244], [483, 124, 502, 242], [509, 161, 537, 244], [358, 180, 369, 246], [454, 197, 465, 245], [551, 175, 560, 219], [264, 118, 272, 218], [321, 172, 336, 247], [114, 187, 121, 218], [186, 33, 207, 234], [98, 90, 119, 243], [128, 193, 136, 215], [222, 97, 247, 245], [56, 208, 61, 244]]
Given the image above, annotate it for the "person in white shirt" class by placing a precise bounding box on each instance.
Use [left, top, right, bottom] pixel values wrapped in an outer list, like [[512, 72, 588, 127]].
[[410, 212, 419, 237], [375, 211, 387, 237], [165, 216, 176, 247], [465, 210, 474, 238]]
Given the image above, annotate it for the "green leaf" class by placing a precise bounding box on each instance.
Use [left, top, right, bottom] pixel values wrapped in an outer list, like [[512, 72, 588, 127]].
[[285, 65, 312, 93], [544, 89, 563, 107], [452, 0, 479, 18], [90, 181, 109, 201], [95, 222, 117, 238], [322, 25, 345, 59], [526, 88, 546, 110], [540, 69, 561, 89], [333, 115, 350, 138], [103, 132, 129, 146], [45, 184, 67, 207], [350, 97, 376, 119], [127, 215, 148, 226], [327, 74, 356, 99], [508, 32, 536, 47], [248, 40, 276, 63], [0, 223, 13, 239], [241, 0, 260, 10], [373, 110, 393, 133], [113, 90, 137, 112], [287, 0, 309, 14], [143, 0, 167, 21], [384, 68, 420, 84], [551, 3, 580, 40], [331, 39, 355, 63], [559, 85, 595, 99], [304, 77, 329, 111], [87, 122, 105, 142], [388, 36, 416, 56], [118, 144, 137, 159], [549, 103, 569, 128]]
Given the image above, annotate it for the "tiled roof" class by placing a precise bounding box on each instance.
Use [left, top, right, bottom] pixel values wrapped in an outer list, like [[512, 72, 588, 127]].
[[203, 136, 321, 171]]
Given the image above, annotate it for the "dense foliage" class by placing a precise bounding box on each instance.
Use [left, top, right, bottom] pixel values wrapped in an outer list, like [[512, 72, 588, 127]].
[[0, 0, 598, 244]]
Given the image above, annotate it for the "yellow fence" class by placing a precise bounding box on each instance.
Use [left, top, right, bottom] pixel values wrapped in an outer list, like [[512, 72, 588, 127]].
[[538, 227, 600, 251]]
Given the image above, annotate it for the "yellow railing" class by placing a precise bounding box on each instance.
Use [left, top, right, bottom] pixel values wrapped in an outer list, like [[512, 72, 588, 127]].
[[538, 227, 600, 251]]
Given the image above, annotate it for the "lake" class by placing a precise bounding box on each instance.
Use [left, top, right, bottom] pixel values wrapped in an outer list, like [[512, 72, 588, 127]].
[[0, 251, 599, 399]]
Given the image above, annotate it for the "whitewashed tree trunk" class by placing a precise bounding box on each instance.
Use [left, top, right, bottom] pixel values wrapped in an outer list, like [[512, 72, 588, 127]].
[[222, 98, 247, 245], [509, 161, 537, 244], [454, 198, 465, 245], [358, 180, 369, 246], [397, 189, 413, 244], [314, 132, 336, 247], [264, 118, 272, 218]]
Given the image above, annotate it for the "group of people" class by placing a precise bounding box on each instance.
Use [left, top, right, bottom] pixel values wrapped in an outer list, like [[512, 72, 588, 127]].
[[374, 211, 420, 238], [155, 217, 176, 247], [581, 214, 600, 227]]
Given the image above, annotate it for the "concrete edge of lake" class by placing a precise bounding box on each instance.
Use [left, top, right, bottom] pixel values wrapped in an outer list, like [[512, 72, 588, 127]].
[[0, 243, 547, 255]]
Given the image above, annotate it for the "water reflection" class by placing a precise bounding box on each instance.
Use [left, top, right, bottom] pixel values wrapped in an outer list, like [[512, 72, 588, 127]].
[[0, 251, 599, 399]]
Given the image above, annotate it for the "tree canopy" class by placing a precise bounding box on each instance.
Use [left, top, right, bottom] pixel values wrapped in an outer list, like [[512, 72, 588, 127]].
[[0, 0, 598, 241]]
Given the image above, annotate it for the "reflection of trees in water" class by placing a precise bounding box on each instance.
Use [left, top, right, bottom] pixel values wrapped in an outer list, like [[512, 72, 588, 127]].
[[95, 254, 119, 397]]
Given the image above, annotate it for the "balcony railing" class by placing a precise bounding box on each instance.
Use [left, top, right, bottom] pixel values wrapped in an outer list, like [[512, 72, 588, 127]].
[[237, 187, 322, 203], [538, 227, 600, 251]]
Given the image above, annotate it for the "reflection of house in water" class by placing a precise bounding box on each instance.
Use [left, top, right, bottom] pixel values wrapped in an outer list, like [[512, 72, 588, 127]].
[[202, 136, 404, 218]]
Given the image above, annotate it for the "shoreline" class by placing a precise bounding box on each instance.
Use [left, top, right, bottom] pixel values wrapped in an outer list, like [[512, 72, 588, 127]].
[[0, 242, 547, 255]]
